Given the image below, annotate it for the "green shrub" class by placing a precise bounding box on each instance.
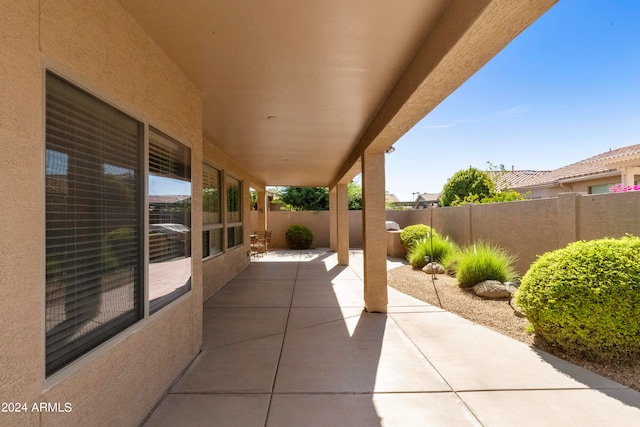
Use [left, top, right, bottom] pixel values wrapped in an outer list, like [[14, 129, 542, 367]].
[[407, 234, 458, 269], [285, 224, 314, 249], [456, 242, 516, 288], [400, 224, 437, 251], [440, 167, 493, 207], [516, 236, 640, 360]]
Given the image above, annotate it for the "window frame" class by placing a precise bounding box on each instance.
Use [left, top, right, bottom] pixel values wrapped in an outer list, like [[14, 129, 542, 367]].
[[43, 68, 194, 383], [225, 173, 244, 250], [202, 162, 223, 259], [147, 127, 192, 315], [44, 70, 146, 377]]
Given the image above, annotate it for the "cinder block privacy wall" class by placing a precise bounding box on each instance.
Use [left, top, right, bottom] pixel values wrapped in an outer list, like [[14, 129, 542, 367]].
[[254, 191, 640, 275]]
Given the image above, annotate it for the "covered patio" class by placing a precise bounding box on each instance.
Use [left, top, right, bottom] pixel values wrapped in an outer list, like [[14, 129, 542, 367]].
[[144, 250, 640, 426]]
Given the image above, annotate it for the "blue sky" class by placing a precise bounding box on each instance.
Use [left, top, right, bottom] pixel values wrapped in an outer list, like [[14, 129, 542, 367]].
[[385, 0, 640, 201]]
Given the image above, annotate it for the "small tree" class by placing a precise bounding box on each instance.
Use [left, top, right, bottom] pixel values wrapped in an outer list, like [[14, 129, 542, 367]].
[[280, 187, 329, 211], [440, 165, 527, 206], [440, 167, 493, 207], [347, 182, 362, 210]]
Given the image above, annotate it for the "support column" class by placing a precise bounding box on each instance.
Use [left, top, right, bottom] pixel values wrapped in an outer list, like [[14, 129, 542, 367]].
[[337, 183, 349, 266], [362, 152, 388, 313], [257, 191, 267, 231], [329, 187, 338, 252]]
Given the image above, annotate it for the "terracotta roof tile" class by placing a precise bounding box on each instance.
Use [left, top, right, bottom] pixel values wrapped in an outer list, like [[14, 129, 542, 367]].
[[512, 144, 640, 189]]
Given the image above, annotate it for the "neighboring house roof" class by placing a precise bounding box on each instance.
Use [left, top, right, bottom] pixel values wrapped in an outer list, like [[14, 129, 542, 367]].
[[582, 143, 640, 167], [385, 193, 400, 204], [512, 144, 640, 189], [416, 193, 441, 202], [489, 170, 550, 190], [46, 175, 68, 195], [149, 195, 191, 204]]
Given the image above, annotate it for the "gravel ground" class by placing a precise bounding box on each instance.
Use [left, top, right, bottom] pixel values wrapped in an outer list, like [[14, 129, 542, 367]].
[[388, 265, 640, 392]]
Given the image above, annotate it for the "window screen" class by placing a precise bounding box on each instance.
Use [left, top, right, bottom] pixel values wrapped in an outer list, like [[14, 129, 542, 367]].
[[148, 128, 191, 313], [45, 72, 143, 376]]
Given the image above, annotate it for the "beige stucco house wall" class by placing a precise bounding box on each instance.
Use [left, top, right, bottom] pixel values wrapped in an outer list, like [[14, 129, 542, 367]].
[[522, 174, 621, 199], [0, 1, 251, 425]]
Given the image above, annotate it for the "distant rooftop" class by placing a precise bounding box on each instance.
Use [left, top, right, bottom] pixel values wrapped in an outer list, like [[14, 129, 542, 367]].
[[511, 144, 640, 189]]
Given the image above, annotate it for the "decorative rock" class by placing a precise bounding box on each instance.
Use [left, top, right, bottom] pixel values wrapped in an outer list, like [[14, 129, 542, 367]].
[[422, 262, 445, 274], [473, 280, 511, 299]]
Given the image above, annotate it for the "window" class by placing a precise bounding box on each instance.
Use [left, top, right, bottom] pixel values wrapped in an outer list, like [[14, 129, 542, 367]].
[[45, 72, 143, 376], [148, 128, 191, 314], [589, 183, 617, 194], [226, 175, 243, 248], [203, 163, 223, 258]]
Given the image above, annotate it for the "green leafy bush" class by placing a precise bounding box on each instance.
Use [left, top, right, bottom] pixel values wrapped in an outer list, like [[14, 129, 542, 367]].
[[440, 167, 493, 207], [516, 236, 640, 360], [400, 224, 437, 252], [456, 242, 516, 288], [285, 224, 314, 249], [407, 234, 458, 269]]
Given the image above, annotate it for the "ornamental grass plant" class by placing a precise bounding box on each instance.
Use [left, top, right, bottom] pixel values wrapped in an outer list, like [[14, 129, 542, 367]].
[[455, 241, 517, 288], [407, 233, 458, 269]]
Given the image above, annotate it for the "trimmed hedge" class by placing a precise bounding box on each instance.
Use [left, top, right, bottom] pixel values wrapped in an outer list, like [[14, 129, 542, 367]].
[[285, 224, 314, 249], [516, 236, 640, 360], [400, 224, 436, 251]]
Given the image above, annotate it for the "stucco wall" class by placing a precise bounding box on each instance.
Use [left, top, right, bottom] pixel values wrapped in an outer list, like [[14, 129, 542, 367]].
[[250, 210, 363, 249], [522, 175, 621, 199], [0, 1, 210, 425], [253, 192, 640, 276], [1, 3, 43, 426]]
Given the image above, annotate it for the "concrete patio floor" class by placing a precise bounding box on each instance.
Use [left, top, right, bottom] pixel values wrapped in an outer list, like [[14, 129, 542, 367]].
[[144, 249, 640, 426]]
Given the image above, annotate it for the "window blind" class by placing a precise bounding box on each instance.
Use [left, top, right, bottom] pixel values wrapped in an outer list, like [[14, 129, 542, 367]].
[[148, 128, 191, 313], [45, 72, 143, 376]]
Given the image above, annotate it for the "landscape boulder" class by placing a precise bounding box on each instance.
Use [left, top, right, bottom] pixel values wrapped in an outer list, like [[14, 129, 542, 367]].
[[422, 262, 446, 274], [473, 280, 511, 299]]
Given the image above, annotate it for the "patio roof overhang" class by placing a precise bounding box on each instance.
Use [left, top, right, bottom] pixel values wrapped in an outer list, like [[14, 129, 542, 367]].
[[119, 0, 558, 189]]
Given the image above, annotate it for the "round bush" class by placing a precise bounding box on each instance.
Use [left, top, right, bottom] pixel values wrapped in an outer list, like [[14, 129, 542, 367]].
[[400, 224, 437, 251], [285, 224, 314, 249], [455, 242, 516, 288], [407, 234, 458, 269], [516, 236, 640, 360]]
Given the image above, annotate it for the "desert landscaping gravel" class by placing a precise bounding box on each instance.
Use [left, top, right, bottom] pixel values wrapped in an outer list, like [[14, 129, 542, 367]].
[[388, 265, 640, 392]]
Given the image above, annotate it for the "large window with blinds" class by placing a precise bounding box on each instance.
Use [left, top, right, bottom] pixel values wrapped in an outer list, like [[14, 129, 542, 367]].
[[226, 175, 243, 248], [148, 128, 191, 314], [203, 163, 223, 258], [45, 72, 144, 376]]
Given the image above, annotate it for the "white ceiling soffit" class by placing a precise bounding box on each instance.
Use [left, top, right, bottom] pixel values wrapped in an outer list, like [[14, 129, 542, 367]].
[[119, 0, 557, 187]]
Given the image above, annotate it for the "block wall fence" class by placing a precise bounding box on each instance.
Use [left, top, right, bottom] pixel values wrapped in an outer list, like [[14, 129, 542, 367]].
[[251, 192, 640, 275]]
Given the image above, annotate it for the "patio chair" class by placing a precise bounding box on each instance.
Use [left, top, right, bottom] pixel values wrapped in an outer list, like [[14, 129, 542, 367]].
[[250, 233, 265, 258], [253, 230, 272, 255]]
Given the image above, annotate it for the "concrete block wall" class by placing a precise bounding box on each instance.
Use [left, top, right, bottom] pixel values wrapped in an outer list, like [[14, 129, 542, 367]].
[[254, 191, 640, 276]]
